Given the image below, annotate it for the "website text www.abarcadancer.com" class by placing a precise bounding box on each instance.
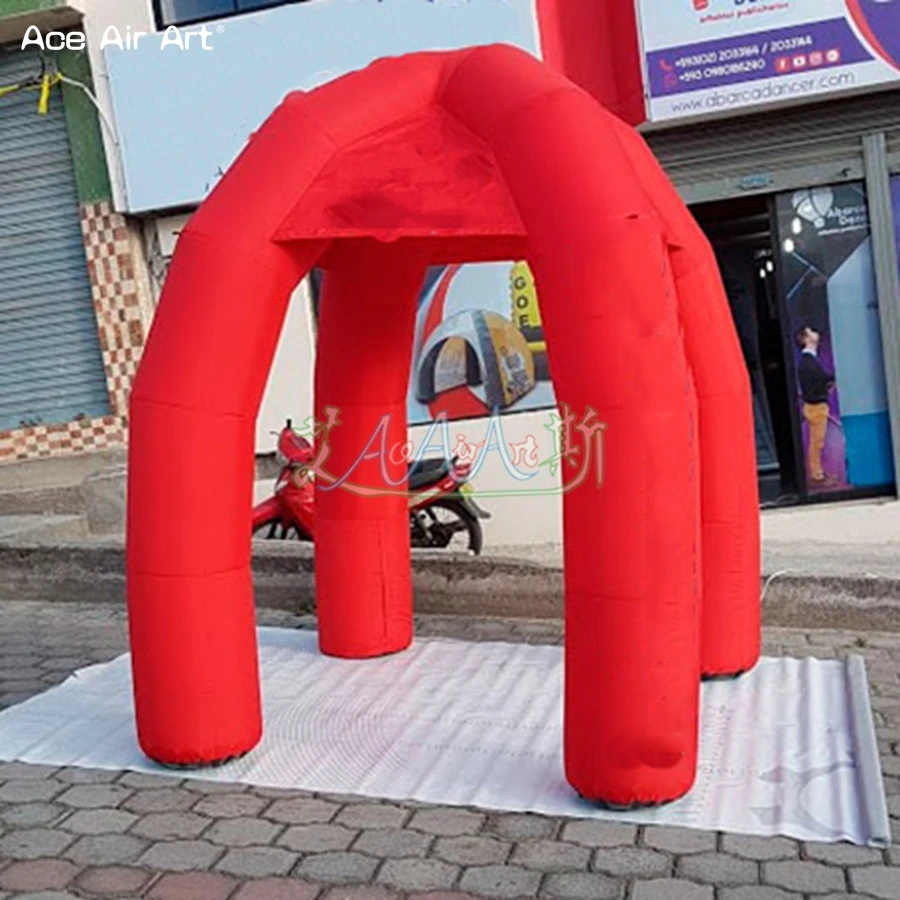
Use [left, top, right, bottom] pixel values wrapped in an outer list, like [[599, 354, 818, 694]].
[[666, 69, 856, 115]]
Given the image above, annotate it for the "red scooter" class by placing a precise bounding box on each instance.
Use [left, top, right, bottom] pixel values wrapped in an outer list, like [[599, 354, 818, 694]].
[[252, 420, 490, 554]]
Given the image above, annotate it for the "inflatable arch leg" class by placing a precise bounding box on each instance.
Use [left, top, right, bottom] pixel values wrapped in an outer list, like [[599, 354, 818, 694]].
[[315, 244, 428, 659], [127, 233, 321, 764], [436, 68, 702, 804], [609, 122, 762, 678]]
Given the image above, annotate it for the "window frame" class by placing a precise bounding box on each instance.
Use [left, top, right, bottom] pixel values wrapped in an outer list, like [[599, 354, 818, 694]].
[[152, 0, 307, 30]]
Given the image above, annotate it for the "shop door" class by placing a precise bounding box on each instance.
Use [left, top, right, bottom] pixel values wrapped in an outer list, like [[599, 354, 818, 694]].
[[695, 186, 896, 506], [0, 46, 110, 432], [694, 197, 799, 505]]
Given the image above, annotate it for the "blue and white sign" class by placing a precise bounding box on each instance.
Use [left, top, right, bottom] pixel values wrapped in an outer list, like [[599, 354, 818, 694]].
[[636, 0, 900, 121]]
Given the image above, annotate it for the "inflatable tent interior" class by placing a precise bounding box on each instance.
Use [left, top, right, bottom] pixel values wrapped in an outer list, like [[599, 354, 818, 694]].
[[126, 45, 761, 808]]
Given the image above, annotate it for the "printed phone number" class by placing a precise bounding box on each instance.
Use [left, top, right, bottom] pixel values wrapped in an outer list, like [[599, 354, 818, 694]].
[[674, 34, 813, 68]]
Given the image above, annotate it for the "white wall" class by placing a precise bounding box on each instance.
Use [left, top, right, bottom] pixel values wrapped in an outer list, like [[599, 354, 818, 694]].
[[257, 281, 316, 454], [152, 212, 316, 455]]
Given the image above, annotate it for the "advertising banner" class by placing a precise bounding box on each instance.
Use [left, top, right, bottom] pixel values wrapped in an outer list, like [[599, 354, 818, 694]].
[[775, 183, 894, 494], [637, 0, 900, 122], [407, 263, 556, 425]]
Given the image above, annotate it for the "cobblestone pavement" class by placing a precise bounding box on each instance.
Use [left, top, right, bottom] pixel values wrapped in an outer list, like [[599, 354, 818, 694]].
[[0, 601, 896, 900]]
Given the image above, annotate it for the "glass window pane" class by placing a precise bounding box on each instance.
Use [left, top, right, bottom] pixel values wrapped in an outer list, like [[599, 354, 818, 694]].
[[775, 183, 894, 494], [160, 0, 236, 25], [237, 0, 291, 10]]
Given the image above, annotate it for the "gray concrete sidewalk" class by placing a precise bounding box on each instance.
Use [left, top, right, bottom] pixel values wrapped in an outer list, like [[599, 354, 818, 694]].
[[2, 496, 900, 636], [487, 497, 900, 580], [0, 601, 896, 899], [761, 498, 900, 580]]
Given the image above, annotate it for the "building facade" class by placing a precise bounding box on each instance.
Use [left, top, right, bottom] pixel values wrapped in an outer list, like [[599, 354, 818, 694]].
[[0, 0, 897, 545], [638, 0, 900, 509], [0, 0, 155, 462]]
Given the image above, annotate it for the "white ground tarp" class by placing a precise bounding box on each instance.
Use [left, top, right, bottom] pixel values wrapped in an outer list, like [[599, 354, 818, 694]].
[[0, 628, 889, 846]]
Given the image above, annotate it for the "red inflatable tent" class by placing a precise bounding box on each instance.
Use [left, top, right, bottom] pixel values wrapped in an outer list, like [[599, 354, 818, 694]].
[[127, 45, 760, 807]]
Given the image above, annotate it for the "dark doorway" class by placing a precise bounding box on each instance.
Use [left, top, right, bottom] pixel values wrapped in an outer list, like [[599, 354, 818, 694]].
[[693, 196, 799, 505]]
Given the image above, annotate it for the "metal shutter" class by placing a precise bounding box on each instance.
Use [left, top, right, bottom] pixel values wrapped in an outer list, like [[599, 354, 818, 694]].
[[0, 45, 110, 432], [645, 89, 900, 204]]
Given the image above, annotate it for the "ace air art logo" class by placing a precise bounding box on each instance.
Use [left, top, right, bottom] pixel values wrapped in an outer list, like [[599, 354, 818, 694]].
[[22, 23, 219, 53]]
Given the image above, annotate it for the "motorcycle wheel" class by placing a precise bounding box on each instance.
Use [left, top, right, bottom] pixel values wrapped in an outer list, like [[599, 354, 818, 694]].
[[410, 499, 484, 555], [252, 520, 307, 541]]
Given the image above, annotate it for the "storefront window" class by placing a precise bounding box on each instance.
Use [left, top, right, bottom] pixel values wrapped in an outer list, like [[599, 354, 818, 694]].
[[775, 183, 895, 496]]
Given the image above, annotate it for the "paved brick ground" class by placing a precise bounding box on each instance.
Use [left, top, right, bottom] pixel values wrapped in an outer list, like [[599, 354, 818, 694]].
[[0, 601, 896, 899]]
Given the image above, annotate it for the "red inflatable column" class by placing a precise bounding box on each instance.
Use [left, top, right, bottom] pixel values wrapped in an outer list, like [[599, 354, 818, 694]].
[[126, 92, 330, 766], [608, 122, 761, 677], [314, 243, 427, 659], [541, 221, 702, 806], [127, 236, 315, 765], [441, 47, 702, 805], [673, 242, 761, 677]]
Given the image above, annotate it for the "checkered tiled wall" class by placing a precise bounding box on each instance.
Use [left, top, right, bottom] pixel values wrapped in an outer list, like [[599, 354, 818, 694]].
[[81, 200, 151, 419], [0, 417, 127, 462], [0, 201, 152, 464]]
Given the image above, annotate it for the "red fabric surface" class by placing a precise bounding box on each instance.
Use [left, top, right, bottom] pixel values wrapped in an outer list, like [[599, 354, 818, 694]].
[[609, 120, 762, 678], [276, 110, 527, 254], [127, 45, 759, 804], [536, 0, 646, 125], [314, 243, 427, 659]]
